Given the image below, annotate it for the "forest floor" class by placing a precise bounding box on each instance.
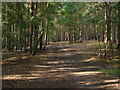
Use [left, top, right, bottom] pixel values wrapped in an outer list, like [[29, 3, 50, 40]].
[[2, 41, 120, 89]]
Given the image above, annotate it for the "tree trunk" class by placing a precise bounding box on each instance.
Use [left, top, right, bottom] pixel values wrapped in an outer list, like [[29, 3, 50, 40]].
[[32, 2, 38, 55], [117, 2, 120, 49], [43, 19, 48, 50], [11, 24, 15, 51], [26, 2, 30, 49], [30, 2, 34, 53], [40, 33, 43, 50], [69, 22, 73, 43], [94, 24, 97, 40], [105, 2, 113, 52], [102, 26, 105, 42], [7, 25, 12, 51], [40, 19, 44, 50], [24, 28, 27, 53]]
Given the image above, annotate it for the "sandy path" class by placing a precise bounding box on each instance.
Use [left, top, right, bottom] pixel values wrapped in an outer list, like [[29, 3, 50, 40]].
[[2, 42, 119, 89]]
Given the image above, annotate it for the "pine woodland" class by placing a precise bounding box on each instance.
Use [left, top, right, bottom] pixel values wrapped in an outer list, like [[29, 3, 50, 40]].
[[2, 2, 120, 89]]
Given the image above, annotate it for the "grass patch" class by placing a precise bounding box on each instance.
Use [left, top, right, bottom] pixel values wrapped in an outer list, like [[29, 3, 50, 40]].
[[100, 68, 120, 76], [114, 56, 120, 59], [95, 42, 118, 50], [95, 41, 120, 67]]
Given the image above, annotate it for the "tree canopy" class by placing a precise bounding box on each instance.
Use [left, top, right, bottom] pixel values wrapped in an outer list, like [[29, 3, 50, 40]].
[[2, 2, 120, 55]]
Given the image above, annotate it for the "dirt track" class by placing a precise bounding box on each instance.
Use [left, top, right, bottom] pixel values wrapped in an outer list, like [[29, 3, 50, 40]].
[[2, 42, 119, 89]]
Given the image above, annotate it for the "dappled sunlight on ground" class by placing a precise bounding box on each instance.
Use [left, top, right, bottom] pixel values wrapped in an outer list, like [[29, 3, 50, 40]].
[[48, 61, 65, 64], [84, 57, 96, 62], [34, 65, 52, 68], [104, 79, 119, 83], [69, 71, 101, 76], [3, 75, 22, 80], [3, 57, 17, 62], [2, 41, 119, 88]]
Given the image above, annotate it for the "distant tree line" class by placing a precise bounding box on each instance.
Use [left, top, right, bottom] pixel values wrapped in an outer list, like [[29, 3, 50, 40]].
[[2, 2, 120, 55]]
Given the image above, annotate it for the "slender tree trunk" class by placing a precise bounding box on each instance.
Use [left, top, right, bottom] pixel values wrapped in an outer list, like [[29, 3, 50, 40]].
[[20, 11, 23, 52], [30, 2, 34, 53], [105, 2, 113, 53], [102, 26, 105, 42], [113, 24, 116, 44], [26, 2, 30, 49], [69, 22, 73, 43], [111, 22, 116, 44], [24, 28, 27, 53], [94, 24, 97, 40], [15, 24, 18, 51], [43, 19, 48, 50], [40, 33, 43, 50], [40, 20, 44, 50], [11, 24, 15, 51], [79, 24, 82, 41], [7, 25, 12, 51], [73, 19, 76, 42], [73, 26, 76, 42], [117, 2, 120, 49], [32, 2, 38, 55], [23, 4, 27, 53]]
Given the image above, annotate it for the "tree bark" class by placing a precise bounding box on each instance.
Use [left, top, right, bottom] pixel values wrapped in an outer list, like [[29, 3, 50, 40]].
[[43, 18, 48, 50], [32, 2, 38, 55], [105, 2, 113, 52], [117, 2, 120, 49], [30, 2, 34, 53]]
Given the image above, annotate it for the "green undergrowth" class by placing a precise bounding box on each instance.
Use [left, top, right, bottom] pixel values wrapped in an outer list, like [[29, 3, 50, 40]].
[[96, 42, 118, 50], [96, 50, 120, 68], [100, 68, 120, 77], [93, 41, 120, 77]]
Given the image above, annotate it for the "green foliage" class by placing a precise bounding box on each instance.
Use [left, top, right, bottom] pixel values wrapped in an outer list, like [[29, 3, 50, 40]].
[[100, 68, 120, 76], [2, 2, 119, 52]]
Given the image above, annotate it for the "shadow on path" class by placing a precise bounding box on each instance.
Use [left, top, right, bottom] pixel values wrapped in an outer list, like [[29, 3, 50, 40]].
[[2, 42, 119, 89]]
